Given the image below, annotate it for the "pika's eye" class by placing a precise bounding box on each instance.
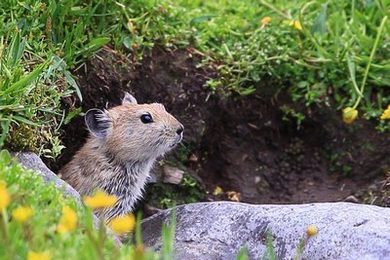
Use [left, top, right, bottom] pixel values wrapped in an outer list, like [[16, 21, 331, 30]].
[[140, 113, 153, 124]]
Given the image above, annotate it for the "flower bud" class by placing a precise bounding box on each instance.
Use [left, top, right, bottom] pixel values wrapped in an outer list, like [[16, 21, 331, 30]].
[[342, 107, 358, 124]]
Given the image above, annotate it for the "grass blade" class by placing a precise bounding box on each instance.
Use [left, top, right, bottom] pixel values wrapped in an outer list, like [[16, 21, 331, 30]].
[[12, 115, 39, 126], [347, 55, 363, 97], [64, 70, 83, 102], [2, 61, 48, 95]]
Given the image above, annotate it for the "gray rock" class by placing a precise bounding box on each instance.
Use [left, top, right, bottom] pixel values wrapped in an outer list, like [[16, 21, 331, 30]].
[[142, 202, 390, 260], [163, 165, 184, 184], [14, 152, 82, 204]]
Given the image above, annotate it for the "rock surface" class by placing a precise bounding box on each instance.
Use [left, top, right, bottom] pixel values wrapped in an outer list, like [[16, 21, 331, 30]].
[[142, 202, 390, 260], [14, 152, 82, 204]]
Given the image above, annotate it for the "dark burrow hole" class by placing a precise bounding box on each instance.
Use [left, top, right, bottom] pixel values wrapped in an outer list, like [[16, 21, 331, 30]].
[[45, 46, 390, 213]]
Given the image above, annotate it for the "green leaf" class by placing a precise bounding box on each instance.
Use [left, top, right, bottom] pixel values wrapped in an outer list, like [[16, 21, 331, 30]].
[[190, 15, 216, 26], [263, 232, 277, 260], [8, 33, 26, 68], [236, 247, 249, 260], [1, 61, 48, 96], [84, 37, 110, 53], [311, 3, 327, 35], [123, 36, 132, 49], [64, 70, 83, 102], [0, 120, 11, 148], [239, 87, 256, 96], [0, 149, 12, 162], [64, 107, 82, 125], [12, 115, 39, 126], [161, 210, 176, 260]]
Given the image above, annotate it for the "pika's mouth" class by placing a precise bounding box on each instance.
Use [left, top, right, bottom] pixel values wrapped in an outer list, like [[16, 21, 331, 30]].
[[169, 135, 183, 148], [177, 134, 183, 144]]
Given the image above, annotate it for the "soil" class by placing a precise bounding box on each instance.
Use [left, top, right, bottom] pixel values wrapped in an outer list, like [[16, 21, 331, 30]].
[[50, 45, 390, 208]]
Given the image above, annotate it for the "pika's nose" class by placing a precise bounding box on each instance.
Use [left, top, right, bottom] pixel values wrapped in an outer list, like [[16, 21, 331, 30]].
[[176, 125, 184, 135]]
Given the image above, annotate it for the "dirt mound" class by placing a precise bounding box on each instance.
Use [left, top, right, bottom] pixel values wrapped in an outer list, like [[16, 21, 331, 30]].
[[53, 46, 390, 207]]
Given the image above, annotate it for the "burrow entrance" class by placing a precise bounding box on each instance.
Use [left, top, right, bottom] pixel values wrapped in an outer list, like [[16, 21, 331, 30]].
[[47, 46, 390, 209]]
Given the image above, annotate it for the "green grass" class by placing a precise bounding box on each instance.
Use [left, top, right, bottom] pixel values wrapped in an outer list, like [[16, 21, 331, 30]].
[[0, 0, 134, 156], [0, 150, 176, 259], [3, 1, 386, 257], [1, 0, 389, 156]]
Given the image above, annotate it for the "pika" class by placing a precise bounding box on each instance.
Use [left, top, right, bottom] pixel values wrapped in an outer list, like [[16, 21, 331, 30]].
[[60, 93, 183, 222]]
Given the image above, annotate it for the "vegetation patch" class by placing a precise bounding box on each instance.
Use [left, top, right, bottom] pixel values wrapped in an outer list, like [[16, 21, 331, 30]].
[[1, 0, 389, 156], [146, 174, 205, 209], [0, 150, 176, 259]]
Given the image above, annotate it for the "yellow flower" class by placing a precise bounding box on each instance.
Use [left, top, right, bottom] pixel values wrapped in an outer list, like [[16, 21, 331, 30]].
[[213, 186, 224, 196], [289, 20, 302, 30], [12, 206, 33, 223], [109, 214, 135, 235], [342, 107, 358, 124], [261, 16, 272, 25], [84, 190, 118, 209], [0, 181, 10, 211], [380, 105, 390, 120], [306, 224, 318, 237], [27, 251, 51, 260], [57, 206, 77, 234]]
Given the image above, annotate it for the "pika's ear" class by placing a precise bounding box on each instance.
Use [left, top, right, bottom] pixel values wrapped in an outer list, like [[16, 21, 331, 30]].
[[85, 109, 112, 138], [122, 92, 138, 105]]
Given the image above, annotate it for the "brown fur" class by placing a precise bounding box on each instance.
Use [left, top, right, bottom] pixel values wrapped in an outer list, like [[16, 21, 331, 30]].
[[59, 94, 183, 222]]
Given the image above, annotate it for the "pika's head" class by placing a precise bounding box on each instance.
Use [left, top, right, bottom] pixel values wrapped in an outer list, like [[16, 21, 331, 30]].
[[85, 93, 183, 162]]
